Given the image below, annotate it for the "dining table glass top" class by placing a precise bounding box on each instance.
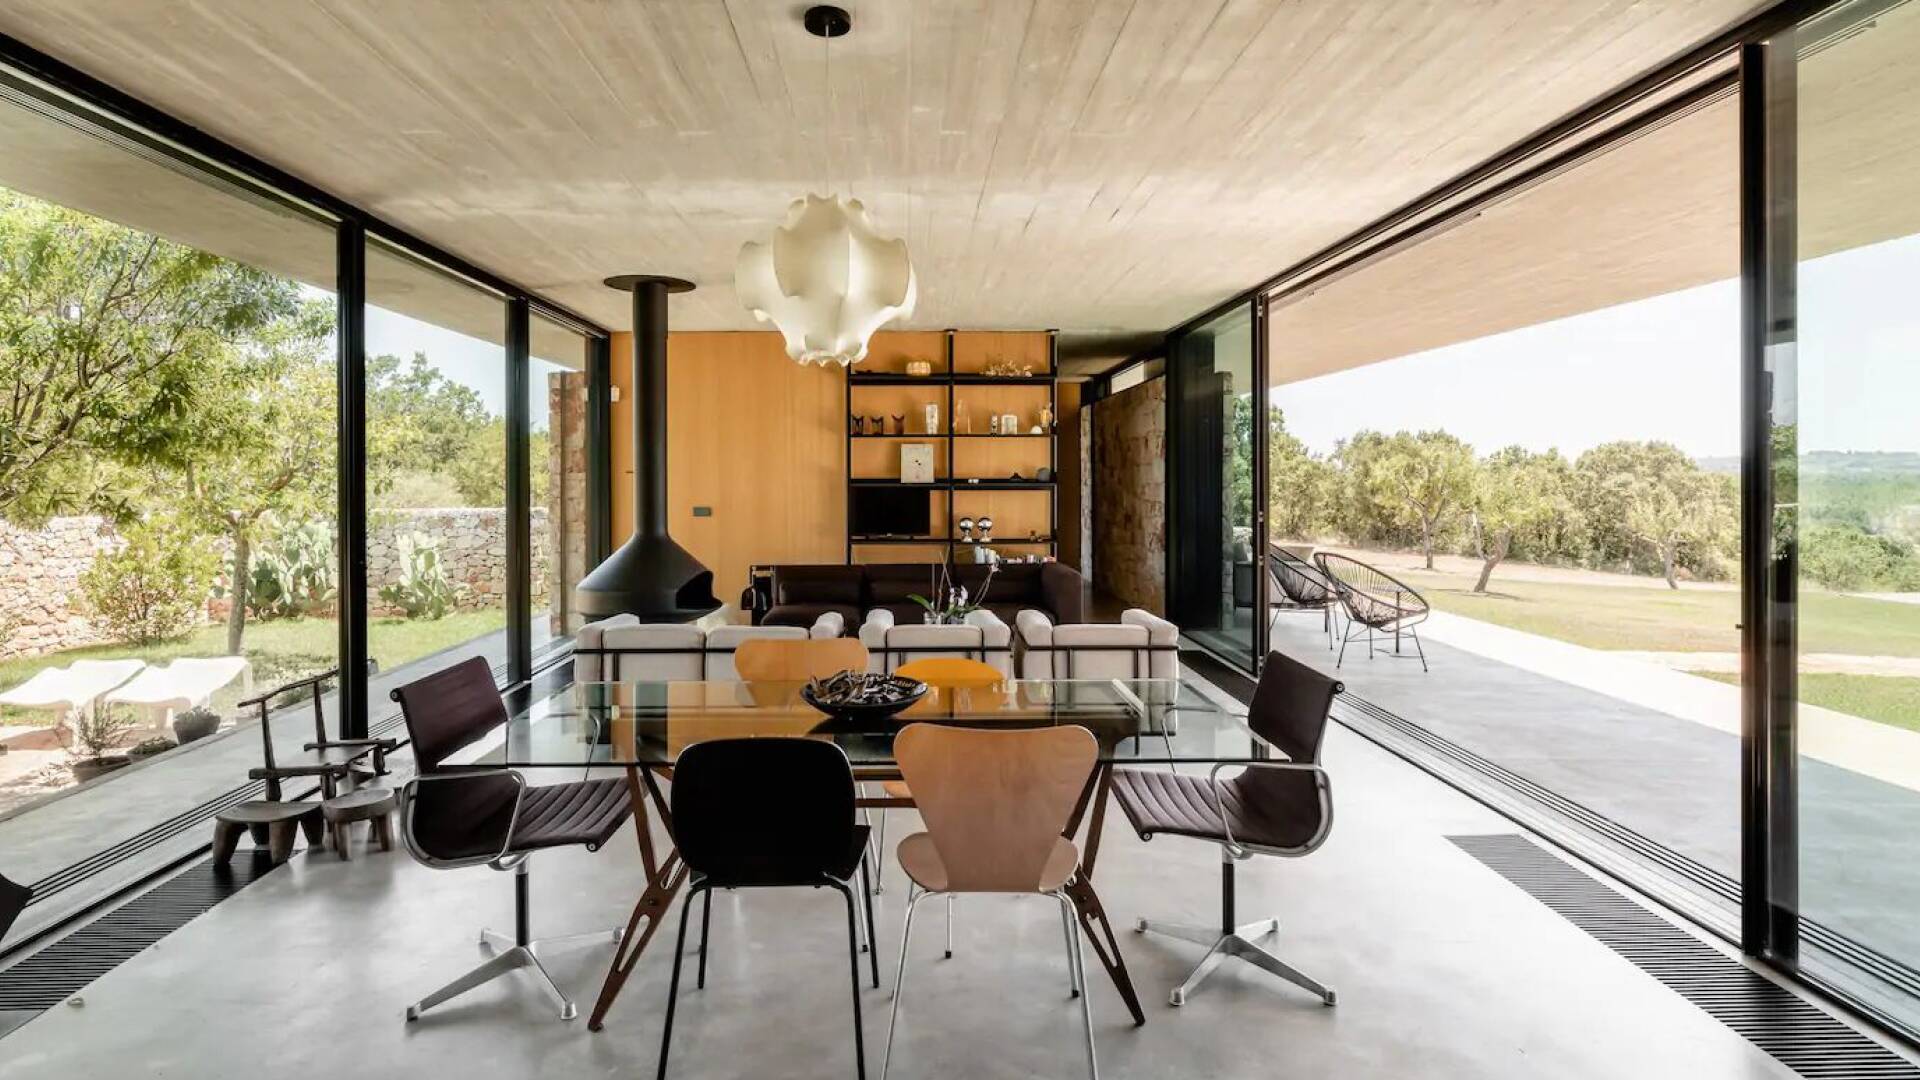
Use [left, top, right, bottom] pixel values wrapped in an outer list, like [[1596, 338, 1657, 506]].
[[458, 678, 1268, 768]]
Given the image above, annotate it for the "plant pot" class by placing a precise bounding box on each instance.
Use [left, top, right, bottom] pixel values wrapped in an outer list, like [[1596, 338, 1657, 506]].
[[127, 737, 176, 761], [70, 756, 132, 783], [172, 711, 221, 744]]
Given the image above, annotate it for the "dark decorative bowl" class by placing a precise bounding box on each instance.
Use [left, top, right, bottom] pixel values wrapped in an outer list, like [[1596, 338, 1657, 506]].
[[801, 675, 928, 722]]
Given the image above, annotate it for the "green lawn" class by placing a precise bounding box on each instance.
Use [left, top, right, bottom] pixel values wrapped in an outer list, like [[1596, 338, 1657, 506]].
[[1392, 570, 1920, 658], [1693, 670, 1920, 733], [0, 609, 506, 725]]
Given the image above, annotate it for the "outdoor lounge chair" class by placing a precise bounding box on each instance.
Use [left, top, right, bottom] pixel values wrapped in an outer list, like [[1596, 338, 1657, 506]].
[[104, 656, 253, 728], [1267, 547, 1339, 649], [0, 659, 145, 723], [1315, 552, 1431, 672]]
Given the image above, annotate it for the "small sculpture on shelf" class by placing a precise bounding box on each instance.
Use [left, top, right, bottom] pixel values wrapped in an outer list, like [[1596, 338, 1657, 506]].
[[957, 516, 975, 543], [955, 400, 971, 434], [905, 359, 933, 377], [982, 356, 1036, 378], [977, 515, 993, 542], [987, 415, 1000, 435], [868, 415, 885, 436], [890, 413, 905, 436], [923, 402, 940, 435]]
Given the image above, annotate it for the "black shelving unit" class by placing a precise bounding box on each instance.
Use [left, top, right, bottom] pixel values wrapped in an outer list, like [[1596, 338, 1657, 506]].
[[845, 330, 1059, 564]]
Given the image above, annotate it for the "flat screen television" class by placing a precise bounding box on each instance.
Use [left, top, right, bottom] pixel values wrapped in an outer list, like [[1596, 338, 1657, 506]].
[[851, 488, 931, 538]]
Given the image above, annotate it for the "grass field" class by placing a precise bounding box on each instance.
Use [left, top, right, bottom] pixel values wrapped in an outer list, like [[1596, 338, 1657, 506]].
[[1693, 670, 1920, 733], [1384, 567, 1920, 658], [0, 610, 506, 726]]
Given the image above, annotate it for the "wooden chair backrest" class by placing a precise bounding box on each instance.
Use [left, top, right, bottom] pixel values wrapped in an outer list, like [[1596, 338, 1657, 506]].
[[894, 657, 1004, 687], [895, 723, 1096, 893], [734, 637, 870, 682]]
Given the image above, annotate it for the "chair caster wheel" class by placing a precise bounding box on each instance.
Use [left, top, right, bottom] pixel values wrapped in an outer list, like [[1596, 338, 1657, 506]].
[[405, 1005, 422, 1022], [1133, 918, 1148, 933], [1323, 991, 1337, 1006], [1169, 989, 1187, 1006]]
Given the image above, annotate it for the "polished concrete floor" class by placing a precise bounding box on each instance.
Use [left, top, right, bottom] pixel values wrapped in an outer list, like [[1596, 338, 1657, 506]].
[[0, 699, 1856, 1080]]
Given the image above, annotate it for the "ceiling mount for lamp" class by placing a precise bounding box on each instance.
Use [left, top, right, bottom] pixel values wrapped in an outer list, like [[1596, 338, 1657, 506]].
[[736, 4, 917, 368], [802, 5, 850, 38]]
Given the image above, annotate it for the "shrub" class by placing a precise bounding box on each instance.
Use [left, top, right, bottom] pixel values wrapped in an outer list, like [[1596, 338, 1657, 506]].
[[378, 531, 458, 620], [69, 704, 136, 761], [248, 520, 338, 620], [80, 516, 220, 645], [1801, 522, 1920, 592]]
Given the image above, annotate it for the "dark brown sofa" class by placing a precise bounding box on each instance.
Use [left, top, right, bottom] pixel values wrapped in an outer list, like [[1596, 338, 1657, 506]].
[[762, 562, 1084, 632]]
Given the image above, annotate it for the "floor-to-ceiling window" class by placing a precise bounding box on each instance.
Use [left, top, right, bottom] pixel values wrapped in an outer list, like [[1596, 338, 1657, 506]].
[[529, 314, 590, 659], [0, 86, 339, 817], [1168, 301, 1264, 671], [1774, 0, 1920, 1032], [363, 243, 510, 681], [1263, 84, 1747, 913]]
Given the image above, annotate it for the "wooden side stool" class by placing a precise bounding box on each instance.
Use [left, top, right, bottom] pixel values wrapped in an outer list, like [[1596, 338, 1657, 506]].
[[212, 801, 323, 866], [321, 787, 397, 860]]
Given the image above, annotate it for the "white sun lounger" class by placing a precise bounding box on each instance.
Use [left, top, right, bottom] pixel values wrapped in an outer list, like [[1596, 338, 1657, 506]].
[[0, 659, 146, 721], [104, 656, 254, 726]]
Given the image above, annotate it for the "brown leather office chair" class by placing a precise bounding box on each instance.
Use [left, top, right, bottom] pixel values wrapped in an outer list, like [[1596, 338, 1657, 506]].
[[391, 656, 631, 1022], [1111, 650, 1341, 1007], [885, 723, 1099, 1080]]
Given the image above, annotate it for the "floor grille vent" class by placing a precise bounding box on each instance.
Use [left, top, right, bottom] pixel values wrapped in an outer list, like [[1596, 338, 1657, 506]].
[[0, 852, 274, 1016], [1451, 834, 1919, 1078]]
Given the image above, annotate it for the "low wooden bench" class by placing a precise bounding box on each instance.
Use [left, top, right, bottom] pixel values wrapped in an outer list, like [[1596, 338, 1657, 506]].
[[212, 801, 323, 866], [321, 787, 397, 860]]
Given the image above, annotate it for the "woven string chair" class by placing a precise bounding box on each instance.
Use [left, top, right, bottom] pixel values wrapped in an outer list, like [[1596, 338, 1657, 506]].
[[1314, 552, 1430, 672], [1267, 547, 1339, 648]]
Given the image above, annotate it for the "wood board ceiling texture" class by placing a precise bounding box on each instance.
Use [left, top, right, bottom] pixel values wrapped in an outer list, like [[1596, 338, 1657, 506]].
[[0, 0, 1773, 371]]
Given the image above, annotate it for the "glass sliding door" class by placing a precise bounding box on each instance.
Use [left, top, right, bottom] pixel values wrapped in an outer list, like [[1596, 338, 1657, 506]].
[[529, 315, 591, 660], [364, 242, 509, 683], [1168, 301, 1264, 671], [1777, 0, 1920, 1030]]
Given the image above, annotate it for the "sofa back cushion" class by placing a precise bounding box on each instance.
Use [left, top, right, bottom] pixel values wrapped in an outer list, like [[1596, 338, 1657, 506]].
[[705, 625, 809, 680], [865, 563, 941, 607], [595, 624, 706, 682], [774, 565, 865, 606]]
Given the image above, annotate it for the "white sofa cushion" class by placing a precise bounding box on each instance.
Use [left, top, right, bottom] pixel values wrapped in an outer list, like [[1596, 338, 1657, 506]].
[[1017, 608, 1179, 679], [860, 609, 1013, 677], [574, 614, 641, 682], [596, 624, 706, 682], [704, 624, 807, 680]]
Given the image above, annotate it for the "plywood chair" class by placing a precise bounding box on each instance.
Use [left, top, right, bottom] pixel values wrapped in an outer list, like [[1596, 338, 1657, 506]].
[[733, 637, 870, 682], [884, 723, 1100, 1080], [869, 657, 1007, 901]]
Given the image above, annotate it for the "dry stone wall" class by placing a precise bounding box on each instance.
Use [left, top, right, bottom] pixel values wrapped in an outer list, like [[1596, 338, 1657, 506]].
[[1090, 378, 1167, 614]]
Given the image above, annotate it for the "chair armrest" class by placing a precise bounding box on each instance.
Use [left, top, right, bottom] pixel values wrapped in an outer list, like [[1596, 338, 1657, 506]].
[[963, 609, 1011, 648], [399, 770, 525, 869], [1204, 761, 1331, 858], [1120, 609, 1179, 646], [1014, 608, 1055, 647], [858, 609, 894, 647], [810, 611, 846, 639], [1040, 563, 1085, 623]]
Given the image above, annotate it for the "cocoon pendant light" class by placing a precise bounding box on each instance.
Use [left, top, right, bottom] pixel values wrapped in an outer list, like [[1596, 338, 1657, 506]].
[[736, 193, 917, 367]]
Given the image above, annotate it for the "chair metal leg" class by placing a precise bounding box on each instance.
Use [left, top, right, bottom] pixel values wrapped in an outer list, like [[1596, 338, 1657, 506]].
[[883, 887, 927, 1080], [521, 948, 578, 1021], [833, 882, 870, 1080], [1134, 917, 1224, 950], [696, 888, 713, 989], [405, 947, 530, 1022], [873, 811, 888, 895], [860, 855, 881, 988], [656, 885, 702, 1080], [1055, 892, 1099, 1080], [944, 893, 955, 959], [1410, 626, 1429, 672], [1227, 934, 1337, 1006], [483, 925, 622, 959], [1169, 939, 1231, 1006], [1060, 900, 1083, 998], [1335, 625, 1350, 668]]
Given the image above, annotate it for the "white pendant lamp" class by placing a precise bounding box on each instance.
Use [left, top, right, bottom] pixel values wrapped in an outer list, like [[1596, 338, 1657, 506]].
[[735, 5, 916, 368]]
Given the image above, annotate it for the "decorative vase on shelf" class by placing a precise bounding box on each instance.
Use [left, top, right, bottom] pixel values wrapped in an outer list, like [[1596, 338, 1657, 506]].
[[957, 516, 975, 542], [923, 402, 939, 435], [955, 400, 971, 434]]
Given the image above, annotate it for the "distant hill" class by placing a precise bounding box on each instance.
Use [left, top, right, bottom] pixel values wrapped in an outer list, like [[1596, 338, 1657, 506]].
[[1696, 451, 1920, 476]]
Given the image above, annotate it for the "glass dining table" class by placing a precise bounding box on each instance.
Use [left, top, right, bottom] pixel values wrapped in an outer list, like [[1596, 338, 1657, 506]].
[[458, 676, 1266, 1030]]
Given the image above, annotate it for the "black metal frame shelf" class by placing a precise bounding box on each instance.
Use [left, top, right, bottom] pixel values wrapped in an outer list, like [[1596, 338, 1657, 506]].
[[845, 330, 1059, 564]]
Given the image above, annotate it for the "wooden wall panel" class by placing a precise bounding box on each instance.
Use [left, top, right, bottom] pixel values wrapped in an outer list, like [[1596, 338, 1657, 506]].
[[611, 331, 847, 606], [952, 331, 1052, 374]]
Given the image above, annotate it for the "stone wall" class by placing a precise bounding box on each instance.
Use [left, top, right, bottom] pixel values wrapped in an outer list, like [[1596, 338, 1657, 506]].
[[1091, 377, 1167, 614], [547, 371, 589, 635], [1, 507, 552, 659], [0, 516, 121, 658]]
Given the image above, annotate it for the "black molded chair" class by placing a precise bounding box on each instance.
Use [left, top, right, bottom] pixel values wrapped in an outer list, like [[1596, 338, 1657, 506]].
[[1111, 650, 1341, 1006], [391, 656, 631, 1022], [1316, 551, 1431, 671], [659, 737, 878, 1080], [1267, 547, 1339, 649]]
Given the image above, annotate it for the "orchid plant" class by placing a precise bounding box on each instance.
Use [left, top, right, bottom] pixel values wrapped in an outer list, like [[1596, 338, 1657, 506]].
[[907, 560, 996, 624]]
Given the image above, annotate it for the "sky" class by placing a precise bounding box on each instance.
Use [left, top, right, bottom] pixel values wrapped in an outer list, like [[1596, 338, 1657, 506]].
[[1270, 232, 1920, 461]]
